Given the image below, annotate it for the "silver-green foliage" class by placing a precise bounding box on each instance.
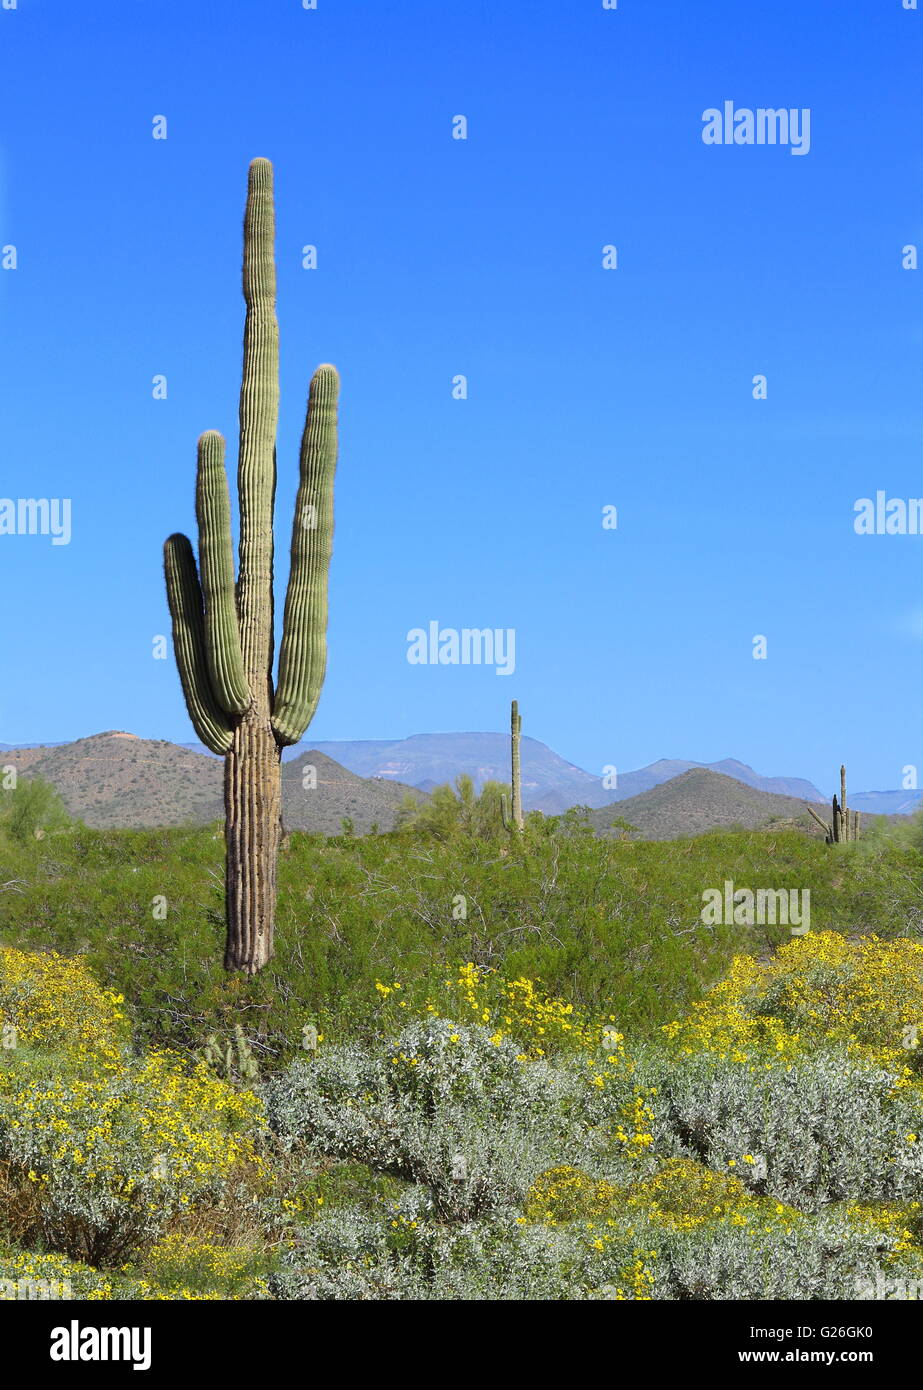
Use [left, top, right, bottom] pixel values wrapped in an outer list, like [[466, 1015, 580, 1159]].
[[264, 1023, 923, 1300], [649, 1209, 902, 1301], [648, 1048, 923, 1210], [270, 1187, 599, 1301], [270, 1192, 911, 1302], [264, 1018, 597, 1221]]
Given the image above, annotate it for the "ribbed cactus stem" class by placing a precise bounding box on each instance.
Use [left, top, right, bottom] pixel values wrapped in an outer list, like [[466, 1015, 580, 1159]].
[[510, 700, 524, 832], [810, 766, 861, 845], [272, 364, 339, 745], [831, 766, 860, 843], [236, 156, 280, 712], [163, 534, 233, 754], [195, 432, 250, 716], [163, 158, 338, 974]]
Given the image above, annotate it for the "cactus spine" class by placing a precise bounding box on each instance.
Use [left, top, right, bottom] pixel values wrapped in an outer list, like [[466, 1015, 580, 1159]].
[[164, 159, 338, 974], [501, 700, 524, 833]]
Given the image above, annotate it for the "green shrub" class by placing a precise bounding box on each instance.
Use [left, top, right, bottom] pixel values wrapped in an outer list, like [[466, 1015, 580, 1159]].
[[1, 776, 72, 844], [3, 821, 918, 1068]]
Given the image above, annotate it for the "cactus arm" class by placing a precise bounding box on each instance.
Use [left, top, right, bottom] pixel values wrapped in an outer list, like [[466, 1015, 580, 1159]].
[[195, 431, 251, 716], [272, 364, 339, 746], [235, 157, 280, 712], [163, 534, 234, 754]]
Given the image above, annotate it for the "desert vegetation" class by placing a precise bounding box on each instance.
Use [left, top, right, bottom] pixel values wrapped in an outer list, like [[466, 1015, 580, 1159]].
[[3, 796, 923, 1299]]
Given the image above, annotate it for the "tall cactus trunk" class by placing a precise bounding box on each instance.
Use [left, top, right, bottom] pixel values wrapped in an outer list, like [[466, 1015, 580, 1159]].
[[811, 764, 860, 845], [223, 155, 280, 974], [164, 159, 338, 975], [510, 699, 523, 831], [224, 714, 282, 973], [501, 700, 525, 834]]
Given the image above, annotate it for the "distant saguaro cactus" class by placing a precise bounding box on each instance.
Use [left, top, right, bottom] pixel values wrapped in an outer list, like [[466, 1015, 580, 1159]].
[[501, 700, 524, 833], [164, 159, 338, 974], [807, 764, 861, 844]]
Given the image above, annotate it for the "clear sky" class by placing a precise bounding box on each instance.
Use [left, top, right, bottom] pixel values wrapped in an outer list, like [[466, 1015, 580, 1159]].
[[1, 0, 922, 796]]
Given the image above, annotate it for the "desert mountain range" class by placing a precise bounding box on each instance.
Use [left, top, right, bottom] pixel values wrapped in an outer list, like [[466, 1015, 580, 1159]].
[[0, 730, 904, 837]]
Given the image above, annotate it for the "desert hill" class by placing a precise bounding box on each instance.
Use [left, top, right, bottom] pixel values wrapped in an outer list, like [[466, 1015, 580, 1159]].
[[1, 732, 424, 833], [589, 769, 841, 841]]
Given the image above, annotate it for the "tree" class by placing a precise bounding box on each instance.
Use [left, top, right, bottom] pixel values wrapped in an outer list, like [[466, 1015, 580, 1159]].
[[397, 776, 523, 843], [2, 776, 72, 843]]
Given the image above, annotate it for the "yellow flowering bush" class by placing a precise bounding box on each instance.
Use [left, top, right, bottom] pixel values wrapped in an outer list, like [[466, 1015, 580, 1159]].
[[524, 1157, 766, 1232], [847, 1203, 920, 1259], [0, 948, 127, 1066], [663, 932, 923, 1072], [374, 965, 635, 1062], [623, 1159, 762, 1231], [516, 1155, 923, 1299], [124, 1283, 226, 1301], [0, 1246, 112, 1300], [138, 1233, 271, 1299], [0, 1242, 270, 1301], [0, 949, 268, 1268], [524, 1166, 620, 1224], [0, 1048, 266, 1265], [601, 1252, 657, 1301], [445, 962, 625, 1059]]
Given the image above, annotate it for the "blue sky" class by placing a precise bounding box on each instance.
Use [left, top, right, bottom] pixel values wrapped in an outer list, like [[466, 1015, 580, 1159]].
[[1, 0, 922, 796]]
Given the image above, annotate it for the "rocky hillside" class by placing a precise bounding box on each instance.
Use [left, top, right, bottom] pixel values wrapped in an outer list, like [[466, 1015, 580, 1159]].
[[2, 732, 424, 832], [589, 770, 838, 841]]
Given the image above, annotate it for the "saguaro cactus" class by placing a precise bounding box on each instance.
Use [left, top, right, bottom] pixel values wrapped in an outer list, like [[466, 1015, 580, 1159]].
[[163, 158, 338, 974], [501, 700, 524, 833], [807, 764, 861, 844]]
